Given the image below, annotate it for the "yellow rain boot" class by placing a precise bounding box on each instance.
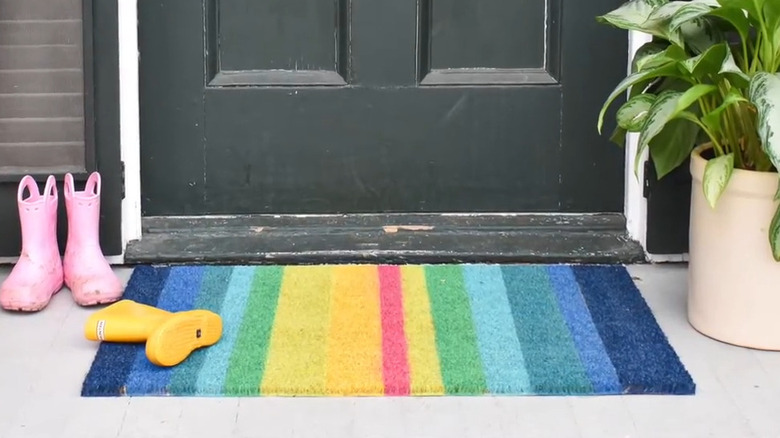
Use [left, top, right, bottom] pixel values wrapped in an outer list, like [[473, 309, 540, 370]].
[[84, 299, 172, 342], [145, 309, 223, 367]]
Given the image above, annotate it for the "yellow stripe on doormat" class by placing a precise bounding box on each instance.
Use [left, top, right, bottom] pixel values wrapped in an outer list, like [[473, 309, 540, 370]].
[[324, 265, 384, 395], [260, 266, 332, 395]]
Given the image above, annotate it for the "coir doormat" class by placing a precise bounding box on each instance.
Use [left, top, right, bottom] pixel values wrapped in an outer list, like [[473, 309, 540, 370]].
[[81, 264, 695, 397]]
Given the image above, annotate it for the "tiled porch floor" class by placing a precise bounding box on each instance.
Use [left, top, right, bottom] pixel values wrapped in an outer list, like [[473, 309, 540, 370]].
[[0, 263, 777, 438]]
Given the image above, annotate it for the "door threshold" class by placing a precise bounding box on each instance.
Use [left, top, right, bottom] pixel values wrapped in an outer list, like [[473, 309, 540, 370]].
[[124, 213, 646, 265]]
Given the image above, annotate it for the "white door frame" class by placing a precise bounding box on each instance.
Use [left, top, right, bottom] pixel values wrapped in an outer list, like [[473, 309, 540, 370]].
[[623, 31, 688, 263], [114, 7, 673, 263], [116, 0, 142, 262]]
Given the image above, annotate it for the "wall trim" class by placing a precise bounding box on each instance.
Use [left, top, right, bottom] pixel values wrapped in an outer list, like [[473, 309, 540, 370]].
[[118, 0, 142, 262], [624, 31, 651, 254], [623, 31, 688, 263]]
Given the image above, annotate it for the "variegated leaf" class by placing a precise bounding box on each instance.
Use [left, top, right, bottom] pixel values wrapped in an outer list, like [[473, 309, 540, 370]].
[[679, 16, 722, 53], [748, 73, 780, 172], [632, 42, 669, 73], [702, 153, 734, 207], [635, 91, 684, 173], [635, 86, 717, 173], [597, 0, 669, 31], [647, 1, 688, 23], [669, 1, 717, 32], [634, 44, 685, 72], [598, 63, 680, 134], [617, 94, 657, 131]]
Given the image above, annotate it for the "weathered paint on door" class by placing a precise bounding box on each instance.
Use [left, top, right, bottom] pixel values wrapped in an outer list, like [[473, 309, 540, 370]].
[[139, 0, 627, 217]]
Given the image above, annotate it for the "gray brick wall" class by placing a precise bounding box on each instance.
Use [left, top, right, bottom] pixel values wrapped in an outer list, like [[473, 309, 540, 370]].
[[0, 0, 85, 173]]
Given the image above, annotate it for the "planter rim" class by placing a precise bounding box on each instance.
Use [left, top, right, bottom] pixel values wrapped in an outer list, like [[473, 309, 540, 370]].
[[690, 143, 778, 198]]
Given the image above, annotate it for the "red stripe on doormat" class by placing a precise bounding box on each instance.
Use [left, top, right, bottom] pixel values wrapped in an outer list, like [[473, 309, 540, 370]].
[[378, 265, 411, 395]]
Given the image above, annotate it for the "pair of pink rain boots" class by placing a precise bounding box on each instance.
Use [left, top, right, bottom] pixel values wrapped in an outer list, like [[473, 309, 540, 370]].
[[0, 172, 123, 312]]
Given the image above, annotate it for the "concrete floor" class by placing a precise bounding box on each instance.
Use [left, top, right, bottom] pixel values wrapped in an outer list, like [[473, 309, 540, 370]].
[[0, 263, 777, 438]]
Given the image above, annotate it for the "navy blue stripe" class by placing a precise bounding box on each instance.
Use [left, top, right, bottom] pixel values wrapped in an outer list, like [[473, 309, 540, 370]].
[[81, 265, 171, 396], [571, 265, 695, 395]]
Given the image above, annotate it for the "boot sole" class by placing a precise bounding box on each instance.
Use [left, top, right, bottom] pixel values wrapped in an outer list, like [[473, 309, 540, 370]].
[[0, 285, 61, 312], [145, 310, 223, 367], [1, 300, 51, 312], [74, 295, 122, 307]]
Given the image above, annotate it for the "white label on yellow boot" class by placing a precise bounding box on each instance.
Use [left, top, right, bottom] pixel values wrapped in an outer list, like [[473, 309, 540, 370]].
[[96, 320, 106, 341]]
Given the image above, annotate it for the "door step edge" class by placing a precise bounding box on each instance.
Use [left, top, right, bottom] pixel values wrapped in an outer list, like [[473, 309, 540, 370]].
[[125, 213, 646, 265]]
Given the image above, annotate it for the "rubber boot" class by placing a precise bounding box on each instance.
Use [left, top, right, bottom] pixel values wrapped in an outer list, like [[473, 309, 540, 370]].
[[0, 176, 64, 312], [145, 309, 223, 367], [63, 172, 123, 306], [84, 299, 223, 367], [84, 300, 173, 343]]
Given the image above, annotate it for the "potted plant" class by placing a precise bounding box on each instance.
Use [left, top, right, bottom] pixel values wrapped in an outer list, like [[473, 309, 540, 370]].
[[596, 0, 780, 350]]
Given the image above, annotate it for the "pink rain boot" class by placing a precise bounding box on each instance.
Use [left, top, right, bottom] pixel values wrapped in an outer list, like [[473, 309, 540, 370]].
[[0, 176, 64, 312], [63, 172, 123, 306]]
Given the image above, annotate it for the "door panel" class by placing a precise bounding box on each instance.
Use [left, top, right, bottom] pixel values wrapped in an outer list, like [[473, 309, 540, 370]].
[[219, 0, 342, 73], [139, 0, 626, 217], [429, 0, 546, 70], [204, 87, 561, 213], [0, 0, 123, 257]]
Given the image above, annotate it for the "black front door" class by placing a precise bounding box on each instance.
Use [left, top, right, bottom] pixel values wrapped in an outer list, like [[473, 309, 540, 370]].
[[132, 0, 638, 263], [0, 0, 122, 258]]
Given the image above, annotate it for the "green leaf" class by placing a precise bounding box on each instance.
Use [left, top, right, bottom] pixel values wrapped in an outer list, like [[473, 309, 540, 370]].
[[748, 72, 780, 172], [598, 63, 681, 134], [774, 178, 780, 201], [610, 125, 629, 147], [678, 83, 718, 109], [701, 91, 748, 135], [708, 7, 750, 44], [617, 94, 657, 130], [702, 152, 734, 207], [717, 0, 762, 24], [769, 204, 780, 261], [764, 1, 780, 51], [649, 118, 702, 178], [701, 88, 749, 134], [681, 42, 728, 75]]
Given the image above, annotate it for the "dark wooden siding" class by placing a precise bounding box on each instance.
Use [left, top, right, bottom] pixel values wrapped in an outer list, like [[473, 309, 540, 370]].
[[0, 0, 85, 174]]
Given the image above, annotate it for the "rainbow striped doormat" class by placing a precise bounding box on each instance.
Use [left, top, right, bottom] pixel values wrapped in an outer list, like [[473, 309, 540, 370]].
[[81, 264, 695, 397]]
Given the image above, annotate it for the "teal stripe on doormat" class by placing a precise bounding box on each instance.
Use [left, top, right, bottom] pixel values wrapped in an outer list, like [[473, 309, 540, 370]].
[[463, 264, 532, 394]]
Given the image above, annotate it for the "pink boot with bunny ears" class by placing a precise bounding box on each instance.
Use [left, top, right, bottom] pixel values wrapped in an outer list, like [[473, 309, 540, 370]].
[[63, 172, 123, 306], [0, 175, 64, 312]]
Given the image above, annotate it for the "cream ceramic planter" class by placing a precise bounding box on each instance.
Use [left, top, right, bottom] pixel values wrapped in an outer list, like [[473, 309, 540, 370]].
[[688, 144, 780, 350]]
